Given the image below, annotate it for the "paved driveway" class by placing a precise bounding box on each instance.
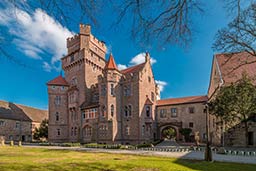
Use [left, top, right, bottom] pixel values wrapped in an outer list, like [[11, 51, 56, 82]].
[[23, 145, 256, 164]]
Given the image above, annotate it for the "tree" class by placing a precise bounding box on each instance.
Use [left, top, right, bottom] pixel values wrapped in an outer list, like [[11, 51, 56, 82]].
[[162, 127, 176, 139], [0, 0, 253, 66], [209, 74, 256, 146], [213, 2, 256, 57], [33, 119, 48, 140], [179, 128, 192, 142]]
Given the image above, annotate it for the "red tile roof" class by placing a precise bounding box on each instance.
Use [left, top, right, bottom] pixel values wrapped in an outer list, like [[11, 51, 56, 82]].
[[47, 75, 69, 86], [121, 63, 145, 74], [157, 95, 208, 106], [215, 52, 256, 85], [105, 54, 118, 70]]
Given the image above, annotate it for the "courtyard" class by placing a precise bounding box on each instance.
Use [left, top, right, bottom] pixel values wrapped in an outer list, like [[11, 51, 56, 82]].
[[0, 146, 255, 171]]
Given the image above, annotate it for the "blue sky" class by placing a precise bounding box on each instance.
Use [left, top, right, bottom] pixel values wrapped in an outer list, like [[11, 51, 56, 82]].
[[0, 1, 231, 110]]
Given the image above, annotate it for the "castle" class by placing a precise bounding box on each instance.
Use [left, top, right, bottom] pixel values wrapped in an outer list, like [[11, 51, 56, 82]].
[[47, 24, 212, 145]]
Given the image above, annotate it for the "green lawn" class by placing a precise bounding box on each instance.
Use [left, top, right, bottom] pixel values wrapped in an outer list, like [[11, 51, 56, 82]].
[[0, 146, 255, 171]]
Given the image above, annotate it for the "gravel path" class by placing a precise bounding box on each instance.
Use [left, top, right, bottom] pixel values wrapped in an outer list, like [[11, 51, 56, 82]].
[[23, 145, 256, 164]]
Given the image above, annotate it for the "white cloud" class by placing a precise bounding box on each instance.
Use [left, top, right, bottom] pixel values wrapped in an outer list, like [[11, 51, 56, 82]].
[[130, 52, 157, 65], [42, 62, 52, 72], [0, 7, 73, 72], [155, 80, 167, 92], [117, 64, 127, 70]]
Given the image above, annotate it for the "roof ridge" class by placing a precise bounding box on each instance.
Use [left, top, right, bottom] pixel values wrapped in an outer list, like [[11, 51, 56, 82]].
[[158, 95, 207, 101], [0, 100, 47, 111]]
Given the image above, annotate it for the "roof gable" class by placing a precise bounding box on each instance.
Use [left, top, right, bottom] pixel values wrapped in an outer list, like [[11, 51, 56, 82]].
[[215, 52, 256, 85], [121, 63, 145, 74], [47, 75, 69, 86]]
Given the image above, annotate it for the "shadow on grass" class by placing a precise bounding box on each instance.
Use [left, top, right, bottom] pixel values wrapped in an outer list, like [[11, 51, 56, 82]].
[[173, 157, 256, 171]]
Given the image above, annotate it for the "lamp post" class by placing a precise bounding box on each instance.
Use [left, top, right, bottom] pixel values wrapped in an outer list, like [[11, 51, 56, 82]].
[[204, 103, 212, 161]]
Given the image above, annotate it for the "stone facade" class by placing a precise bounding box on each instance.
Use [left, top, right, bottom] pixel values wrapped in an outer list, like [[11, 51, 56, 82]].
[[156, 96, 214, 143], [0, 100, 48, 142], [208, 52, 256, 147], [47, 24, 158, 144]]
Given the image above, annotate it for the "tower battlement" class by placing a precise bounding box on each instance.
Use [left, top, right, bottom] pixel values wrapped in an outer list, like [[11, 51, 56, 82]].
[[66, 24, 106, 53], [67, 34, 80, 48], [79, 24, 91, 35]]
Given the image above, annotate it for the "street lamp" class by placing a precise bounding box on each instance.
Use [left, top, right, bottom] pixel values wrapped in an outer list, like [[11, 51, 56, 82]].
[[204, 103, 212, 161]]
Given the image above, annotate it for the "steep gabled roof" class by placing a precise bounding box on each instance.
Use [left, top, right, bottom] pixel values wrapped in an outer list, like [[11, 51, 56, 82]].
[[47, 75, 69, 86], [121, 63, 145, 74], [145, 97, 153, 105], [157, 95, 208, 106], [215, 52, 256, 85], [0, 100, 48, 122], [105, 54, 118, 70]]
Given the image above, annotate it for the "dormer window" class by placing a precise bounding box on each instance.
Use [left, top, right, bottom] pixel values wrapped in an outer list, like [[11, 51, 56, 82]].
[[148, 76, 151, 83]]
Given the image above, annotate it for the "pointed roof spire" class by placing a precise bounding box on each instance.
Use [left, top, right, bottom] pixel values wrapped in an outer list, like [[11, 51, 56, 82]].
[[105, 53, 118, 70]]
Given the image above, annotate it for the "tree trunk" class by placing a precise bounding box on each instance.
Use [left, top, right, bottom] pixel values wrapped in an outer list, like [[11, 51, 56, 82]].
[[244, 120, 249, 147]]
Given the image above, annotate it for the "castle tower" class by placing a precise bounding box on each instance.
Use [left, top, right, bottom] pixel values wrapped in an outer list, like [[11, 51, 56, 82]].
[[103, 54, 122, 142], [47, 75, 69, 142], [49, 24, 108, 143]]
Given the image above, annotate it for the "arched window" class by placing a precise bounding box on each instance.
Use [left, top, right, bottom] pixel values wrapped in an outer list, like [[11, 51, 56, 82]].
[[102, 106, 106, 117], [110, 84, 115, 96], [71, 127, 74, 136], [124, 106, 128, 117], [55, 112, 59, 121], [111, 105, 114, 117], [128, 105, 132, 117], [142, 125, 145, 136], [146, 106, 151, 117]]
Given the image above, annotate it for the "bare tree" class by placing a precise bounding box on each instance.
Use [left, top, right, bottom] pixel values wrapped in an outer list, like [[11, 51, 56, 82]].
[[111, 0, 203, 48], [213, 2, 256, 57], [0, 0, 253, 67]]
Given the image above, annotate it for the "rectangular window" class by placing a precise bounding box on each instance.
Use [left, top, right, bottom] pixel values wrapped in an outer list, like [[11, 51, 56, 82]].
[[124, 85, 131, 96], [171, 108, 177, 117], [110, 84, 114, 96], [189, 107, 195, 114], [54, 96, 61, 106], [101, 85, 106, 96], [0, 120, 5, 126], [189, 122, 194, 128], [160, 109, 166, 118], [82, 111, 85, 119], [57, 129, 60, 136], [125, 126, 130, 136], [15, 122, 20, 129]]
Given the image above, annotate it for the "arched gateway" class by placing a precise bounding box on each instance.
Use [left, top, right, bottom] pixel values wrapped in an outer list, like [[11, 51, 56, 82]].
[[158, 122, 182, 140]]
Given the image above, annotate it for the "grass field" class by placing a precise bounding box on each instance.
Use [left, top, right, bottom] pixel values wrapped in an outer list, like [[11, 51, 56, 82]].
[[0, 146, 255, 171]]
